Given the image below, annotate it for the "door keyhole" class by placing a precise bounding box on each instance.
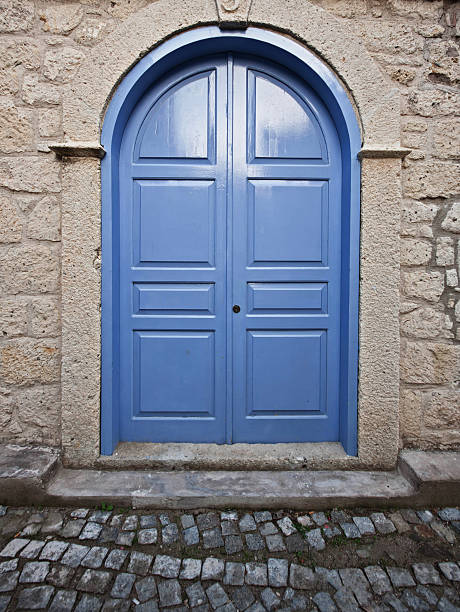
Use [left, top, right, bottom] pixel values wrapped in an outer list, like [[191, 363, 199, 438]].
[[233, 305, 241, 313]]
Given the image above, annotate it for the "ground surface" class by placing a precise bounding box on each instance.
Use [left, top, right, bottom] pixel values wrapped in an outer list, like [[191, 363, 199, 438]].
[[0, 504, 459, 611]]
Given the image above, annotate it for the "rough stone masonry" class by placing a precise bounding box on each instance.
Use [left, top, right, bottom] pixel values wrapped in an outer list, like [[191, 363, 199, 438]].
[[0, 0, 458, 453]]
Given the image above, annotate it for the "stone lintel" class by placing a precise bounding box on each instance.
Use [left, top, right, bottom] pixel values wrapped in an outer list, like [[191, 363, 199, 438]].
[[358, 146, 411, 160], [48, 142, 106, 159]]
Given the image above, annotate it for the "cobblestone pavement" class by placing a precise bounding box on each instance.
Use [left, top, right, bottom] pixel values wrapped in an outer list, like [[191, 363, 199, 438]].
[[0, 504, 459, 611]]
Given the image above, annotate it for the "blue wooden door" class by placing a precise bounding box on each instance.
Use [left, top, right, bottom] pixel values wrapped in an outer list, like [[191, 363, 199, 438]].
[[118, 54, 342, 443]]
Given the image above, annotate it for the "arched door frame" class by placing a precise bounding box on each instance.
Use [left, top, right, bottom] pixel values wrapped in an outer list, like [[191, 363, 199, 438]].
[[99, 27, 361, 456]]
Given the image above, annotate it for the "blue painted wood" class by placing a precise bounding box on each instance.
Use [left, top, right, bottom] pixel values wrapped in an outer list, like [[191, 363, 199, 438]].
[[101, 27, 361, 454]]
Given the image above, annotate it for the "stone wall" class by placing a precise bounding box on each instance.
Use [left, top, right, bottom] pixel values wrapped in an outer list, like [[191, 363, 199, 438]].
[[0, 0, 458, 452]]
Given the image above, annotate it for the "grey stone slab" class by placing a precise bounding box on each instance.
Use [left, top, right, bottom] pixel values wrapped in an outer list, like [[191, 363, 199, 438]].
[[221, 511, 238, 521], [438, 508, 460, 522], [259, 522, 278, 536], [203, 528, 224, 549], [186, 581, 207, 608], [152, 555, 181, 578], [138, 528, 158, 544], [46, 566, 75, 588], [77, 569, 112, 594], [0, 571, 18, 592], [225, 535, 243, 554], [181, 514, 195, 529], [197, 513, 220, 532], [370, 512, 396, 534], [239, 514, 257, 533], [49, 589, 78, 612], [431, 520, 457, 543], [21, 524, 41, 537], [207, 582, 229, 609], [202, 557, 225, 581], [330, 510, 350, 523], [115, 531, 135, 546], [99, 527, 119, 544], [389, 512, 411, 534], [334, 587, 360, 612], [311, 512, 328, 526], [415, 585, 438, 606], [81, 547, 109, 569], [401, 589, 430, 612], [222, 521, 239, 536], [110, 515, 124, 528], [101, 599, 130, 611], [438, 562, 460, 582], [0, 560, 17, 574], [121, 515, 138, 531], [41, 513, 64, 535], [110, 572, 136, 598], [268, 558, 288, 587], [313, 592, 337, 612], [184, 525, 200, 546], [224, 562, 245, 586], [19, 561, 49, 583], [88, 511, 112, 525], [0, 596, 10, 612], [61, 544, 90, 568], [40, 540, 69, 561], [104, 549, 128, 571], [230, 584, 255, 610], [127, 551, 152, 576], [364, 565, 392, 595], [266, 533, 286, 552], [383, 593, 409, 612], [315, 567, 342, 590], [261, 587, 281, 611], [297, 514, 314, 527], [74, 594, 103, 612], [306, 527, 326, 551], [159, 514, 170, 526], [254, 511, 272, 523], [387, 567, 416, 588], [400, 509, 421, 524], [71, 509, 89, 519], [290, 564, 315, 590], [341, 522, 360, 539], [285, 533, 307, 552], [60, 519, 86, 538], [79, 522, 103, 541], [353, 516, 375, 535], [139, 514, 157, 529], [277, 517, 296, 536], [245, 532, 265, 551], [437, 596, 460, 612], [0, 538, 30, 557], [412, 563, 442, 585], [245, 562, 267, 586], [17, 585, 54, 609], [180, 558, 202, 580], [416, 510, 434, 523], [162, 522, 180, 545], [339, 568, 372, 606], [135, 575, 157, 602], [158, 579, 182, 607], [323, 524, 341, 539], [20, 540, 45, 560]]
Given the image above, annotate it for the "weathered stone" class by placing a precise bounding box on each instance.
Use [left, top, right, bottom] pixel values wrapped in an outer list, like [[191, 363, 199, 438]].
[[77, 569, 112, 593], [239, 514, 257, 532], [0, 245, 59, 295], [49, 589, 77, 612], [277, 516, 296, 536], [61, 544, 90, 568], [135, 576, 157, 603], [46, 565, 74, 588], [79, 522, 103, 541], [404, 161, 460, 199], [423, 390, 460, 429], [39, 4, 83, 34], [22, 75, 61, 105], [0, 196, 22, 244], [434, 119, 460, 159], [245, 532, 265, 551], [26, 196, 60, 243], [81, 547, 108, 569], [19, 541, 45, 560], [162, 522, 179, 544], [428, 40, 460, 84], [29, 297, 60, 338], [355, 21, 422, 55], [438, 562, 460, 582], [73, 17, 108, 46], [406, 89, 459, 117], [115, 531, 134, 546], [202, 557, 225, 581], [0, 0, 34, 32], [179, 558, 201, 580], [401, 341, 459, 384], [225, 535, 243, 554], [139, 514, 156, 528], [0, 158, 60, 193], [387, 567, 416, 588], [268, 558, 288, 587], [340, 522, 360, 539], [137, 528, 157, 545], [431, 520, 456, 543], [306, 527, 326, 550], [353, 516, 375, 536], [401, 238, 432, 265], [245, 562, 267, 586], [122, 515, 138, 531], [402, 270, 444, 302], [44, 47, 85, 83], [74, 594, 103, 612], [40, 541, 68, 561], [0, 299, 27, 338], [105, 549, 128, 571], [265, 533, 285, 552], [313, 591, 337, 612], [127, 552, 152, 576], [290, 564, 315, 590], [412, 563, 442, 585], [0, 100, 34, 154], [442, 203, 460, 234], [224, 561, 245, 586], [186, 582, 206, 608], [260, 521, 278, 536], [230, 585, 255, 610], [17, 585, 54, 609], [401, 307, 451, 339], [364, 566, 392, 594], [19, 561, 50, 583], [387, 0, 443, 19], [436, 237, 455, 266], [0, 571, 18, 593], [110, 572, 136, 598], [183, 525, 199, 546], [151, 555, 180, 578], [157, 579, 182, 607], [202, 527, 224, 549]]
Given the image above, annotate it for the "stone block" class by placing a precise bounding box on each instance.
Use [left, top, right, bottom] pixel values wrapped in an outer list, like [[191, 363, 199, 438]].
[[427, 40, 460, 84], [0, 39, 40, 71], [404, 161, 460, 199], [401, 341, 459, 384], [406, 89, 459, 117], [0, 0, 34, 32], [422, 390, 460, 429], [0, 196, 22, 244], [401, 238, 432, 265], [400, 388, 422, 441], [44, 48, 85, 83], [402, 270, 444, 302], [0, 299, 27, 339], [0, 158, 60, 193], [0, 245, 59, 294], [434, 119, 460, 159], [387, 0, 443, 19], [22, 75, 61, 106], [436, 237, 455, 266], [0, 99, 34, 154], [0, 338, 60, 386], [39, 4, 83, 34], [402, 200, 438, 224], [354, 21, 422, 55], [38, 109, 62, 139], [401, 306, 452, 339], [29, 297, 60, 338], [442, 202, 460, 234]]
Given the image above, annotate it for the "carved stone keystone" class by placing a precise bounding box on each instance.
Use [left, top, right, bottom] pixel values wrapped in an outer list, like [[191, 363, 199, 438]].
[[215, 0, 252, 28]]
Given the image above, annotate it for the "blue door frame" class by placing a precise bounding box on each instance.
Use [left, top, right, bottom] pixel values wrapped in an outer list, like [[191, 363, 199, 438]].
[[101, 27, 361, 455]]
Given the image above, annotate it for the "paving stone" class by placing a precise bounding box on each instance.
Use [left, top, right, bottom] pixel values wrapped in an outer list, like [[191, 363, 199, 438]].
[[313, 591, 337, 612], [245, 532, 265, 551], [341, 522, 360, 539], [181, 514, 195, 529], [109, 515, 123, 529], [80, 522, 103, 540], [159, 514, 171, 526], [315, 567, 342, 590], [254, 511, 272, 523], [71, 509, 89, 519], [203, 528, 224, 549], [443, 587, 460, 605], [139, 514, 157, 529], [306, 527, 326, 551], [207, 582, 229, 609], [184, 525, 200, 546], [401, 589, 430, 612], [61, 544, 90, 568], [49, 589, 78, 612], [74, 594, 103, 612], [0, 560, 17, 574], [438, 508, 460, 522], [323, 525, 341, 539], [202, 558, 225, 581], [135, 575, 157, 602], [268, 558, 288, 587], [21, 524, 41, 537], [285, 533, 307, 552], [0, 508, 6, 518], [225, 535, 243, 554], [353, 516, 376, 535], [158, 579, 182, 607], [0, 571, 18, 592], [259, 522, 279, 536], [334, 587, 360, 612], [89, 511, 112, 525], [136, 528, 157, 546], [266, 533, 286, 552], [110, 572, 135, 598], [290, 564, 315, 590], [222, 521, 239, 536], [431, 520, 457, 543], [60, 519, 86, 538], [46, 566, 75, 588], [412, 563, 442, 585], [437, 596, 459, 612], [121, 516, 138, 531], [224, 562, 245, 586], [162, 523, 180, 545], [180, 558, 202, 580], [186, 581, 207, 607], [245, 603, 266, 612], [415, 585, 438, 606], [115, 531, 135, 547], [197, 513, 220, 532], [416, 510, 434, 523], [152, 555, 181, 578], [101, 599, 130, 611], [17, 585, 54, 609], [77, 569, 112, 594], [19, 561, 50, 583], [239, 514, 257, 533], [400, 509, 421, 524], [311, 512, 328, 526], [0, 596, 10, 612], [221, 511, 238, 521], [41, 513, 64, 534], [99, 527, 119, 544], [104, 549, 128, 571], [216, 603, 236, 612], [383, 592, 409, 612], [20, 540, 45, 560], [127, 551, 152, 576], [229, 584, 255, 610], [339, 568, 372, 606], [0, 538, 30, 557], [389, 512, 411, 534], [245, 562, 267, 586], [40, 540, 69, 561], [330, 510, 350, 523], [364, 565, 392, 594], [277, 517, 296, 536], [261, 586, 280, 611], [297, 514, 314, 527], [387, 567, 416, 588], [438, 561, 460, 581], [370, 513, 396, 534]]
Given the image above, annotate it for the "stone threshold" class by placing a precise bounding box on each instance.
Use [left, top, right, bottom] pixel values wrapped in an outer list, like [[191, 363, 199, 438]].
[[0, 445, 459, 510]]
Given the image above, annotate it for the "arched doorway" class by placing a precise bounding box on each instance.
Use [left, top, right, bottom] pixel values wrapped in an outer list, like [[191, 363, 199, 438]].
[[101, 27, 361, 455]]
